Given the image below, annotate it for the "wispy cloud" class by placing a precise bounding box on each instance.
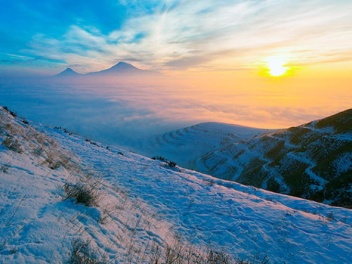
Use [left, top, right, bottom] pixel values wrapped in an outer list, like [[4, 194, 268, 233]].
[[18, 0, 352, 72]]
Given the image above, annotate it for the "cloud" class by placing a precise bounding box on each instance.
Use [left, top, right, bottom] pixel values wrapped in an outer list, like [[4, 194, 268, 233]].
[[12, 0, 352, 72], [0, 53, 34, 64]]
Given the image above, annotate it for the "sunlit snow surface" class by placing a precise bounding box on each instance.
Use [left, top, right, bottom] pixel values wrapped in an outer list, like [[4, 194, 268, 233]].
[[1, 107, 351, 263]]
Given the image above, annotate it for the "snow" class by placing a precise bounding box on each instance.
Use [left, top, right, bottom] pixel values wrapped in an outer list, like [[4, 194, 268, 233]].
[[137, 122, 270, 168], [1, 107, 352, 263]]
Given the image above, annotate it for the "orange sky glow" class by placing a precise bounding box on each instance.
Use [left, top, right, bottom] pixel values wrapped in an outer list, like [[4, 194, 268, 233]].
[[1, 1, 352, 130]]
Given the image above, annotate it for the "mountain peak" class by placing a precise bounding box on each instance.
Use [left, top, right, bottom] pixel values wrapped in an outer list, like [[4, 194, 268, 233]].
[[116, 61, 132, 66], [110, 61, 139, 71], [88, 61, 153, 76], [55, 67, 79, 77]]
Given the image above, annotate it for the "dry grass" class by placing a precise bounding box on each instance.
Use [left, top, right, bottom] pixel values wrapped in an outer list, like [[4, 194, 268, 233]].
[[63, 178, 101, 207], [146, 237, 237, 264], [69, 239, 107, 264], [2, 136, 23, 153]]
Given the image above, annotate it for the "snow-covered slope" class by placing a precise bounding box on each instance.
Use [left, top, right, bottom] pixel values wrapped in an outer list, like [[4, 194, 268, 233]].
[[192, 109, 352, 208], [138, 110, 352, 208], [1, 106, 352, 263], [138, 122, 269, 168]]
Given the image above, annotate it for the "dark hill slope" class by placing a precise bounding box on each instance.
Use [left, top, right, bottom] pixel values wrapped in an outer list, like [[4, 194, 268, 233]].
[[193, 109, 352, 208]]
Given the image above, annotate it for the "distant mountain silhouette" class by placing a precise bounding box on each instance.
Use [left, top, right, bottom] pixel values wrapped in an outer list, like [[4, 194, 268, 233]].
[[54, 62, 160, 78], [55, 68, 80, 77], [87, 62, 159, 76]]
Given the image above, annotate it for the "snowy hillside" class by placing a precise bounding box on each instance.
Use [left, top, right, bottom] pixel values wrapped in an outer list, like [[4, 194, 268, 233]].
[[138, 122, 269, 168], [138, 109, 352, 208], [192, 109, 352, 208], [1, 106, 352, 263]]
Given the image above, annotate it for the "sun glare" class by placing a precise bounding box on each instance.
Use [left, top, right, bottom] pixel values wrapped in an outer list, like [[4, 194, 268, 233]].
[[265, 55, 290, 77]]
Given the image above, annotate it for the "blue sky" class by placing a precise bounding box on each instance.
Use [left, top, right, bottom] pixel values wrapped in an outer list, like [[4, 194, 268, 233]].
[[1, 0, 352, 74]]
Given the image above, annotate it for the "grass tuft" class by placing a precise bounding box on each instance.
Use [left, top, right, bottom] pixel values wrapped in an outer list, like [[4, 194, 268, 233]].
[[64, 181, 100, 207], [2, 136, 23, 153], [69, 239, 106, 264]]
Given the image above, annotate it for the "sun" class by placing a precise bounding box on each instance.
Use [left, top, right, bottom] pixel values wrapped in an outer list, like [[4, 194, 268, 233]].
[[265, 55, 290, 77]]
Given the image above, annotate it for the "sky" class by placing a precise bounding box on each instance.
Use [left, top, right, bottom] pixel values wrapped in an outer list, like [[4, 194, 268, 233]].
[[0, 0, 352, 144], [1, 0, 352, 74]]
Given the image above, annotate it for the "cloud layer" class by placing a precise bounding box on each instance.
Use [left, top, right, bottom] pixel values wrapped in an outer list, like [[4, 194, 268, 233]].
[[1, 74, 350, 149]]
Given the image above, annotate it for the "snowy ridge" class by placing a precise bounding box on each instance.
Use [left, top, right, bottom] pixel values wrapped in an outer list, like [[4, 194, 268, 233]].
[[139, 109, 352, 208], [0, 107, 183, 263], [193, 110, 352, 207], [138, 122, 270, 168], [1, 106, 352, 263]]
